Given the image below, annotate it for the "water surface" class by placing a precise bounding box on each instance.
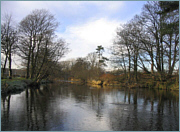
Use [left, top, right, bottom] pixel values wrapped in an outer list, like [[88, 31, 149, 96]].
[[1, 83, 179, 131]]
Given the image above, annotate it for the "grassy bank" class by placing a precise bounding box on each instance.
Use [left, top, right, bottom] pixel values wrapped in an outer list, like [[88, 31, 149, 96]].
[[1, 77, 54, 95], [1, 78, 33, 94], [69, 72, 179, 91]]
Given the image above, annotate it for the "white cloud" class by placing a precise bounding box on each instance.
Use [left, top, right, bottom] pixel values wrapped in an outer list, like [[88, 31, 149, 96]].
[[1, 1, 145, 70], [1, 1, 124, 23], [68, 18, 117, 46], [58, 18, 122, 61]]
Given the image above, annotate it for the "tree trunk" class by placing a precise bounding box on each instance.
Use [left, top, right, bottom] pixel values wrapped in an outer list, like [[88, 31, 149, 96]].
[[133, 47, 138, 83], [35, 40, 48, 81], [160, 36, 164, 80], [134, 55, 138, 82], [30, 48, 35, 79], [26, 36, 33, 79], [127, 48, 131, 83], [150, 46, 154, 74], [8, 48, 12, 79], [26, 45, 31, 79], [2, 54, 8, 78], [168, 39, 178, 76], [122, 54, 127, 78], [32, 38, 41, 79]]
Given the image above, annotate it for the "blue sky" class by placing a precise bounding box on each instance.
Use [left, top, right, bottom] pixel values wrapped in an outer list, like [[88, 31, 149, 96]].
[[1, 1, 147, 69]]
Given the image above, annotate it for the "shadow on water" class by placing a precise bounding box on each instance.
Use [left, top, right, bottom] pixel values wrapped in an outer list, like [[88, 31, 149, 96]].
[[1, 83, 179, 131]]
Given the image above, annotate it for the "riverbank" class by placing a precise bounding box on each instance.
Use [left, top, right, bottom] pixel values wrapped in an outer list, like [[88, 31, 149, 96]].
[[1, 78, 33, 94], [1, 78, 53, 95], [68, 73, 179, 91]]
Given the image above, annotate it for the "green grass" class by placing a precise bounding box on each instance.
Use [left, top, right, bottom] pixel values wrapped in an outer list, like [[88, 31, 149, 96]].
[[1, 77, 30, 82]]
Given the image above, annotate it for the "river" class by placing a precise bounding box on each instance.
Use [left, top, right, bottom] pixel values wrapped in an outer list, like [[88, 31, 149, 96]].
[[1, 83, 179, 131]]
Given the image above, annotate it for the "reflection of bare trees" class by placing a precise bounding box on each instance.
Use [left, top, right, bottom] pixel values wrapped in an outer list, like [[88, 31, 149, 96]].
[[108, 88, 179, 131], [1, 95, 11, 125], [68, 85, 106, 121], [1, 84, 179, 131], [25, 88, 48, 130], [90, 88, 105, 121], [1, 85, 66, 131], [24, 86, 67, 131]]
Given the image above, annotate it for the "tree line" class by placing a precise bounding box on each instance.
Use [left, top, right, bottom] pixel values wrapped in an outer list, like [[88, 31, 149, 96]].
[[1, 2, 179, 84], [111, 1, 179, 82], [58, 45, 108, 81], [1, 9, 69, 82]]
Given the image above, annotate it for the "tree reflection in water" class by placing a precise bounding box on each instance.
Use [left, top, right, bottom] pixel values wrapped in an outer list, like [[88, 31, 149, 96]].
[[1, 83, 179, 131]]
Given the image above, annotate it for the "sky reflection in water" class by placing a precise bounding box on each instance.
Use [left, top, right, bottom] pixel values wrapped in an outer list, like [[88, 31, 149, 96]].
[[1, 83, 179, 131]]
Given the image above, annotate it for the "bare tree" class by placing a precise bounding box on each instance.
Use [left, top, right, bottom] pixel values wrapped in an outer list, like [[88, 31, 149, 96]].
[[85, 52, 100, 79], [141, 1, 179, 79], [113, 24, 133, 82], [17, 9, 69, 83], [18, 9, 58, 79], [112, 1, 179, 83], [110, 43, 127, 76], [35, 38, 69, 83], [86, 52, 98, 69], [1, 13, 18, 79]]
